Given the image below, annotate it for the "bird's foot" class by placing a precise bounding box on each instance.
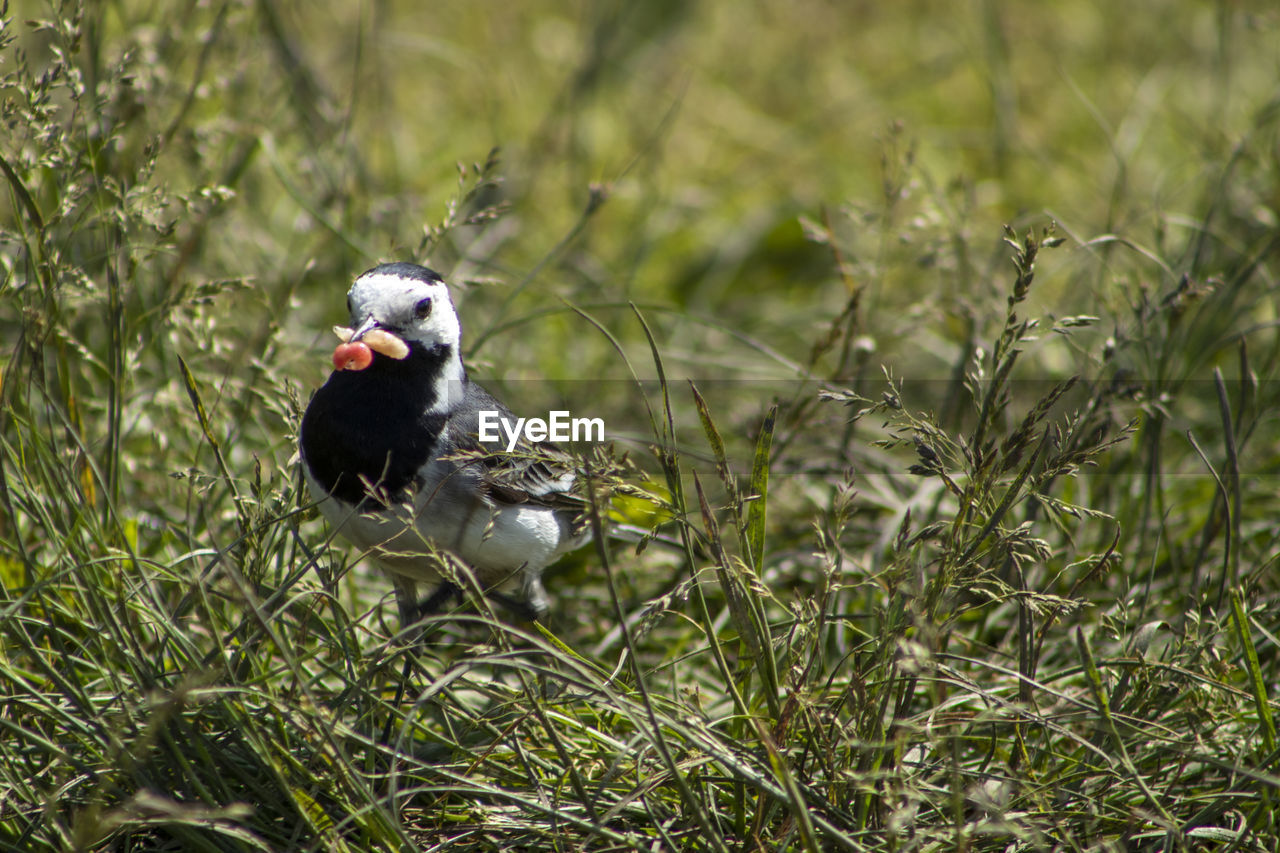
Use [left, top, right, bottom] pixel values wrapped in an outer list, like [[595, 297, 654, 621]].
[[487, 589, 547, 622]]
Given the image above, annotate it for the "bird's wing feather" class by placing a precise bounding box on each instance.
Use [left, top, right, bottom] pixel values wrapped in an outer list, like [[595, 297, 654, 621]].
[[442, 382, 583, 512]]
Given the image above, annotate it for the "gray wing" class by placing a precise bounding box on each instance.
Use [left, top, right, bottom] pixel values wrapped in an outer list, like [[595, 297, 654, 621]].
[[444, 382, 584, 514]]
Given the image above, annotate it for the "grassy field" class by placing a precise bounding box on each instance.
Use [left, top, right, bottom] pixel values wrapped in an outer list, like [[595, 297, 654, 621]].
[[3, 1, 1280, 850]]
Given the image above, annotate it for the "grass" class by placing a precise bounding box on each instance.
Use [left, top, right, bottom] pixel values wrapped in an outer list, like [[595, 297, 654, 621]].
[[2, 0, 1280, 850]]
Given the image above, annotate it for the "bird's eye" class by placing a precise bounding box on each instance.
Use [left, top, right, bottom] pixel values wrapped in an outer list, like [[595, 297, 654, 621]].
[[414, 297, 433, 320], [346, 295, 353, 313]]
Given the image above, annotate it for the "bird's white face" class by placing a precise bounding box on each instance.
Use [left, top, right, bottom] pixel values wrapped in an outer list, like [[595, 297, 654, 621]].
[[345, 270, 461, 354], [329, 266, 467, 411]]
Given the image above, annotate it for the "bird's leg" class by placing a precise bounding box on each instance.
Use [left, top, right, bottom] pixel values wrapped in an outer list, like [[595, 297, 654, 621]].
[[392, 573, 461, 629], [485, 566, 548, 621], [520, 570, 550, 620], [391, 574, 420, 629], [416, 581, 460, 616]]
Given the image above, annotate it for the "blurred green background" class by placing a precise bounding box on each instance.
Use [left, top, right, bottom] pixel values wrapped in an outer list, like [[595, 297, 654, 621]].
[[8, 0, 1277, 483]]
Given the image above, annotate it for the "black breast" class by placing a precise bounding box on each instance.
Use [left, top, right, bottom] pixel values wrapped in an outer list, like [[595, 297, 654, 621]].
[[299, 345, 453, 506]]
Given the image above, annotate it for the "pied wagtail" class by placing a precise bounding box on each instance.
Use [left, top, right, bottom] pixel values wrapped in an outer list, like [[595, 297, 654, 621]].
[[299, 262, 588, 625]]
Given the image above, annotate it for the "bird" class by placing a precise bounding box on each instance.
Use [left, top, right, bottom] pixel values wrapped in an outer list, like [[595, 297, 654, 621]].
[[298, 262, 588, 628]]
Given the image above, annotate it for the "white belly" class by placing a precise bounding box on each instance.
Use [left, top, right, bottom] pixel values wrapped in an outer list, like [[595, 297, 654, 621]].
[[305, 466, 569, 587]]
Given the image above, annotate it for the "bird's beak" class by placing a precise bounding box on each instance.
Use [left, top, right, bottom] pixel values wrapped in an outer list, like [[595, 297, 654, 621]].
[[332, 317, 410, 360]]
